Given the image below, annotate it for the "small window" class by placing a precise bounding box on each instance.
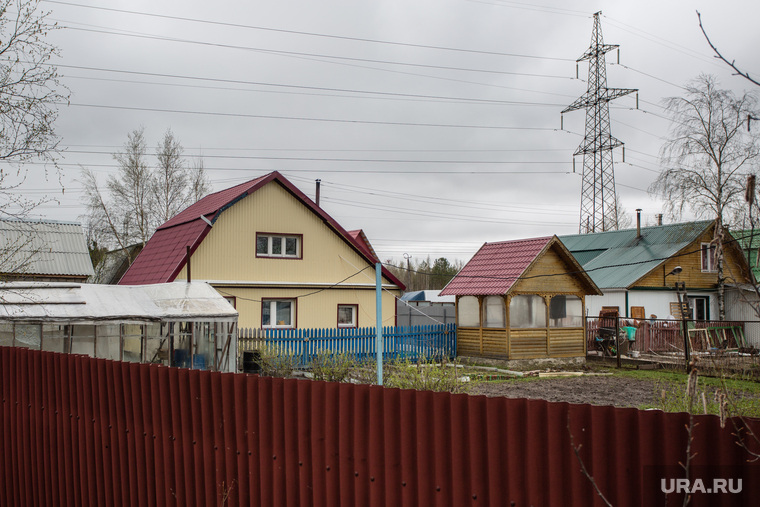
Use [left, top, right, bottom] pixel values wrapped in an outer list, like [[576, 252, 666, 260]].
[[457, 296, 480, 327], [337, 304, 358, 328], [262, 299, 296, 328], [701, 243, 717, 272], [256, 233, 302, 258], [223, 296, 236, 309], [509, 295, 547, 328]]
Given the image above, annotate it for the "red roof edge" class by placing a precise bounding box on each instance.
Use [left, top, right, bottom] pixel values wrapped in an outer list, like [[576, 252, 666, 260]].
[[122, 171, 405, 290], [268, 173, 405, 291]]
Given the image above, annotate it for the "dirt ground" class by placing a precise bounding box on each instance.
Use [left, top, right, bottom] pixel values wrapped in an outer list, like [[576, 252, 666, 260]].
[[471, 375, 660, 408]]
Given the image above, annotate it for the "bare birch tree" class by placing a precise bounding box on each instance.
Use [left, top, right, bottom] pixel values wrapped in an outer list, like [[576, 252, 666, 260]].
[[0, 0, 69, 281], [649, 74, 760, 320], [153, 128, 189, 228], [81, 127, 211, 265]]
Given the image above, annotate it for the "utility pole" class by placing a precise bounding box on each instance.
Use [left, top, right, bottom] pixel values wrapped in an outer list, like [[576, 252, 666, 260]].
[[562, 12, 637, 234]]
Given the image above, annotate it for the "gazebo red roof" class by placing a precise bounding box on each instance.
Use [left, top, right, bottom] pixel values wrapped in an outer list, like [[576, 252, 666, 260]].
[[440, 236, 553, 296], [119, 172, 405, 289]]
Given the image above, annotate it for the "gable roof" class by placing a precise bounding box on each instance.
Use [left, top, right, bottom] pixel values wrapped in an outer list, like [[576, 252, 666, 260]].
[[559, 220, 714, 289], [0, 218, 94, 279], [733, 230, 760, 281], [119, 172, 404, 289], [440, 236, 598, 296]]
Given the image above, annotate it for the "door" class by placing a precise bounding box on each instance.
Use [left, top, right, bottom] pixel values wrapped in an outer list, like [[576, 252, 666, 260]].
[[688, 296, 710, 321]]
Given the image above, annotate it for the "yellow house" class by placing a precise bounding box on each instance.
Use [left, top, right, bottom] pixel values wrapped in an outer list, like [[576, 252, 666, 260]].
[[120, 172, 404, 329]]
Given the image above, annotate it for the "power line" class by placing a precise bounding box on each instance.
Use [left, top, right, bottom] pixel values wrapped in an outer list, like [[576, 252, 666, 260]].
[[66, 102, 565, 131], [44, 0, 576, 62], [57, 64, 567, 107]]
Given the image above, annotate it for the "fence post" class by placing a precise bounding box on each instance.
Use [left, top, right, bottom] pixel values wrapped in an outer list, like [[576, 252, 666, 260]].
[[376, 262, 383, 386], [615, 316, 621, 368]]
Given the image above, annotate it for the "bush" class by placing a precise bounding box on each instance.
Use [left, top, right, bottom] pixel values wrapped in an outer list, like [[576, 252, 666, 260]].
[[310, 350, 358, 382], [258, 345, 299, 378], [384, 357, 473, 393]]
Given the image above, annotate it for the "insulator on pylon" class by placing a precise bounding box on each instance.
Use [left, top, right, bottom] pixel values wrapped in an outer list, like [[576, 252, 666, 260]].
[[636, 92, 639, 109], [617, 48, 620, 64], [622, 146, 625, 163], [576, 63, 579, 79], [561, 114, 564, 130], [573, 157, 576, 173]]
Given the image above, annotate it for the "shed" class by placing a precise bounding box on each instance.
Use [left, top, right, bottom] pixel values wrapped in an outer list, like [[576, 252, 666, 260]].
[[0, 281, 238, 372], [440, 236, 601, 360], [0, 218, 94, 282]]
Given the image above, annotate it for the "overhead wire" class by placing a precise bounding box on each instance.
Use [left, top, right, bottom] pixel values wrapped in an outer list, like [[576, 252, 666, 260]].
[[43, 0, 577, 61]]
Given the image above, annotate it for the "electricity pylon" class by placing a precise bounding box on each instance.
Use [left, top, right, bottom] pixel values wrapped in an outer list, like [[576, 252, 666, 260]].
[[562, 11, 637, 234]]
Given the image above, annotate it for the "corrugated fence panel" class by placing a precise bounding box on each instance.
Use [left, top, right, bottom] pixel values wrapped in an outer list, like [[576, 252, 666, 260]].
[[2, 346, 760, 506]]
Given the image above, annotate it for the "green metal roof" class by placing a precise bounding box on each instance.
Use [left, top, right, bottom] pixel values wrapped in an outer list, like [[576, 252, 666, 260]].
[[733, 230, 760, 280], [559, 220, 714, 289]]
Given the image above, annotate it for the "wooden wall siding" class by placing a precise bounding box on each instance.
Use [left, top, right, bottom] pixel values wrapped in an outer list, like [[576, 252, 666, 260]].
[[7, 347, 757, 506], [456, 328, 481, 356], [215, 286, 398, 330], [636, 228, 751, 288], [481, 328, 508, 357], [511, 246, 585, 295], [509, 329, 548, 359], [177, 182, 395, 287], [548, 329, 585, 357]]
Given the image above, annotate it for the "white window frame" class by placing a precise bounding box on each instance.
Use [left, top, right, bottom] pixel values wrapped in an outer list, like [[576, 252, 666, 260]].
[[701, 242, 717, 272], [256, 234, 301, 258], [262, 299, 296, 328], [337, 304, 358, 328]]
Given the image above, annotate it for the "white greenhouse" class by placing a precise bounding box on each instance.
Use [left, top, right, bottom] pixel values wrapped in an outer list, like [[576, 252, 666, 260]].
[[0, 281, 238, 372]]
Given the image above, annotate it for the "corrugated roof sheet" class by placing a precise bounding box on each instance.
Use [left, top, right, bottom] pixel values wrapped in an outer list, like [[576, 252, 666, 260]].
[[119, 172, 405, 289], [440, 236, 552, 296], [0, 218, 94, 278], [559, 220, 713, 289], [0, 281, 238, 322]]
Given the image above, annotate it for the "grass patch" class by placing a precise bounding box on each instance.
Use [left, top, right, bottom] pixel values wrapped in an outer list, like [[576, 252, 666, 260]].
[[609, 365, 760, 418]]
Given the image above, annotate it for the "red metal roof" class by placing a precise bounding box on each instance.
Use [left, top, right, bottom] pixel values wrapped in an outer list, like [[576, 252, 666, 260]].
[[119, 172, 405, 289], [440, 236, 553, 296], [346, 229, 378, 261]]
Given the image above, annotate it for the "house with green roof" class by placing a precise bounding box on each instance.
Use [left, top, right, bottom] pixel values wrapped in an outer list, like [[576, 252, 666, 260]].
[[559, 220, 753, 322], [733, 230, 760, 282]]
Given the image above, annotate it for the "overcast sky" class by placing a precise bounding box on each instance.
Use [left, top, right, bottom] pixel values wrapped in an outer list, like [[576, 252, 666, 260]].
[[11, 0, 760, 263]]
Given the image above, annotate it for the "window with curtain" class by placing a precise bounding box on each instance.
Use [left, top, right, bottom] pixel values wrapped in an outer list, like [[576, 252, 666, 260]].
[[549, 295, 584, 327], [509, 295, 547, 328]]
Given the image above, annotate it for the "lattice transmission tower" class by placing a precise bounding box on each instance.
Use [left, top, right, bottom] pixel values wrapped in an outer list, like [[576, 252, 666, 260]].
[[562, 12, 637, 234]]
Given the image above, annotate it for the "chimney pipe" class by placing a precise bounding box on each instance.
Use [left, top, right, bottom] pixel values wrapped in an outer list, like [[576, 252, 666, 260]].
[[315, 179, 321, 207], [656, 213, 663, 226], [186, 245, 191, 283], [636, 209, 642, 238]]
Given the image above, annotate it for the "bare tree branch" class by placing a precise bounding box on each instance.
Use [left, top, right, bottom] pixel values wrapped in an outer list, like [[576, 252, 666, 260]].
[[697, 11, 760, 89]]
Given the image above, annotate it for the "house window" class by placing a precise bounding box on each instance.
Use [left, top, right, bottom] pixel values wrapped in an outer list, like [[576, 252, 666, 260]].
[[262, 299, 296, 328], [701, 243, 717, 272], [457, 296, 480, 327], [509, 295, 547, 328], [549, 295, 583, 327], [337, 304, 358, 327], [223, 296, 236, 309], [482, 296, 506, 328], [256, 234, 301, 258]]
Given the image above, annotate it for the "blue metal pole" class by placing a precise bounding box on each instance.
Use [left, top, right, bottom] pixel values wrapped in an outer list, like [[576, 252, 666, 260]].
[[376, 262, 383, 385]]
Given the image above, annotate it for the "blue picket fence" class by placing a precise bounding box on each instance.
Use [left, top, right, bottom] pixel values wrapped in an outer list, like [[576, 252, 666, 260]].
[[238, 324, 456, 367]]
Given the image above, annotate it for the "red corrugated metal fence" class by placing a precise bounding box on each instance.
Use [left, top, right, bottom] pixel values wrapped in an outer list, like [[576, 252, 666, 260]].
[[1, 346, 759, 506]]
